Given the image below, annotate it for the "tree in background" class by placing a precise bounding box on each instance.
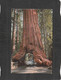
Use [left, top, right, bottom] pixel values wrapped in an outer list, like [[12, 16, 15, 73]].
[[38, 9, 53, 59], [16, 10, 19, 44], [12, 9, 16, 53]]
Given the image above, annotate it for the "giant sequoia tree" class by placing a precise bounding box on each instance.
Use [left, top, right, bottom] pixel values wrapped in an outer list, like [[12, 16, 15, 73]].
[[13, 9, 52, 66]]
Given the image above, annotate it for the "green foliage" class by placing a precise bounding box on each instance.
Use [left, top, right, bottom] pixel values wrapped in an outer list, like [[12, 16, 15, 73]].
[[38, 9, 53, 58]]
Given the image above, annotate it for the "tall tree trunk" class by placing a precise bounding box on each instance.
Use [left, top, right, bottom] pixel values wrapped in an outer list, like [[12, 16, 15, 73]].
[[12, 10, 16, 53], [17, 10, 19, 44], [13, 9, 52, 66], [43, 10, 47, 54]]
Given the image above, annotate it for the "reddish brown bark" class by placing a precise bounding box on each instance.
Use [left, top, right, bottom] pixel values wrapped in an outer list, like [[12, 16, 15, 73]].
[[12, 9, 52, 66]]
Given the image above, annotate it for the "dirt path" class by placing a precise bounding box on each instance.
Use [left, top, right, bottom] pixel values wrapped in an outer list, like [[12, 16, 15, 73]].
[[11, 66, 52, 74]]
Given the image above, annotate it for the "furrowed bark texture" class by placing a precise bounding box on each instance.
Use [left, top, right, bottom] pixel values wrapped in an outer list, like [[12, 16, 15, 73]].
[[13, 9, 52, 66]]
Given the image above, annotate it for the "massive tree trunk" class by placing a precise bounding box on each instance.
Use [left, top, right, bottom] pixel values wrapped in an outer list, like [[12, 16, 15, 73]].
[[13, 9, 52, 66]]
